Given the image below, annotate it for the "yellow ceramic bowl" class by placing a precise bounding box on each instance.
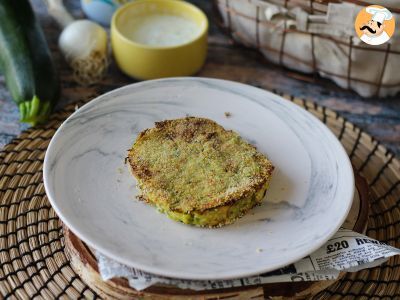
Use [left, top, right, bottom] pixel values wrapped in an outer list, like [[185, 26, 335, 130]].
[[111, 0, 208, 80]]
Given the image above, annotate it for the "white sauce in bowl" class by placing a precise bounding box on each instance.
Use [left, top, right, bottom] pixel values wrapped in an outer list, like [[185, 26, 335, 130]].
[[123, 14, 201, 47]]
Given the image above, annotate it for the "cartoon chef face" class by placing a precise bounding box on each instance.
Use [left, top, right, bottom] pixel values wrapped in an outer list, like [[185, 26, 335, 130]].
[[360, 19, 385, 37], [360, 7, 392, 38], [356, 5, 395, 46]]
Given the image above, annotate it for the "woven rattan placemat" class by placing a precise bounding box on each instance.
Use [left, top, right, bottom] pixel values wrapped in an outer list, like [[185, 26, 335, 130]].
[[0, 93, 399, 299]]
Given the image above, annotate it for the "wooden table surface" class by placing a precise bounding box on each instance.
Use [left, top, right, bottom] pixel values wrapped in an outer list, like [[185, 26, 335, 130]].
[[0, 0, 399, 156]]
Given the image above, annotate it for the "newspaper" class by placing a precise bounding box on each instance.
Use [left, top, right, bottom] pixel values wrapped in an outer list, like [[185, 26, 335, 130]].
[[96, 190, 400, 291], [96, 228, 400, 291]]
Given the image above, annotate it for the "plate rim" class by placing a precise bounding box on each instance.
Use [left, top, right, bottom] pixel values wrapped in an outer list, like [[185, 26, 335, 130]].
[[44, 77, 355, 280]]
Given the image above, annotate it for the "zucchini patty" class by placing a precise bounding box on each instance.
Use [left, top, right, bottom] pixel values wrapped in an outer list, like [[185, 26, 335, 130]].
[[127, 117, 274, 227]]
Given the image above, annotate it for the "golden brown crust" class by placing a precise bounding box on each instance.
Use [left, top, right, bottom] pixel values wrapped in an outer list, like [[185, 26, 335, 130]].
[[127, 117, 274, 213]]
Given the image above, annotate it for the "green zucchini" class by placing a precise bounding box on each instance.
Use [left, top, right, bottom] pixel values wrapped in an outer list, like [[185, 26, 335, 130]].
[[0, 0, 60, 125]]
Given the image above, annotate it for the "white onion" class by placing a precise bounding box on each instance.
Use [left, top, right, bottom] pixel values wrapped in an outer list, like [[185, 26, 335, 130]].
[[59, 20, 107, 61], [45, 0, 109, 85]]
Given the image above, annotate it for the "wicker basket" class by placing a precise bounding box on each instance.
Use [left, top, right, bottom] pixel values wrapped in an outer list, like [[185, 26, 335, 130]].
[[214, 0, 400, 98]]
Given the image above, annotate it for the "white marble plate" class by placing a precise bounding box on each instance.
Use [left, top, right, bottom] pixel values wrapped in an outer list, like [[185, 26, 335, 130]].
[[44, 78, 354, 280]]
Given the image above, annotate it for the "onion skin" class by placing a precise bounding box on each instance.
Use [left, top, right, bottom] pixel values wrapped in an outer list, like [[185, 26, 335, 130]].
[[58, 20, 109, 85]]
